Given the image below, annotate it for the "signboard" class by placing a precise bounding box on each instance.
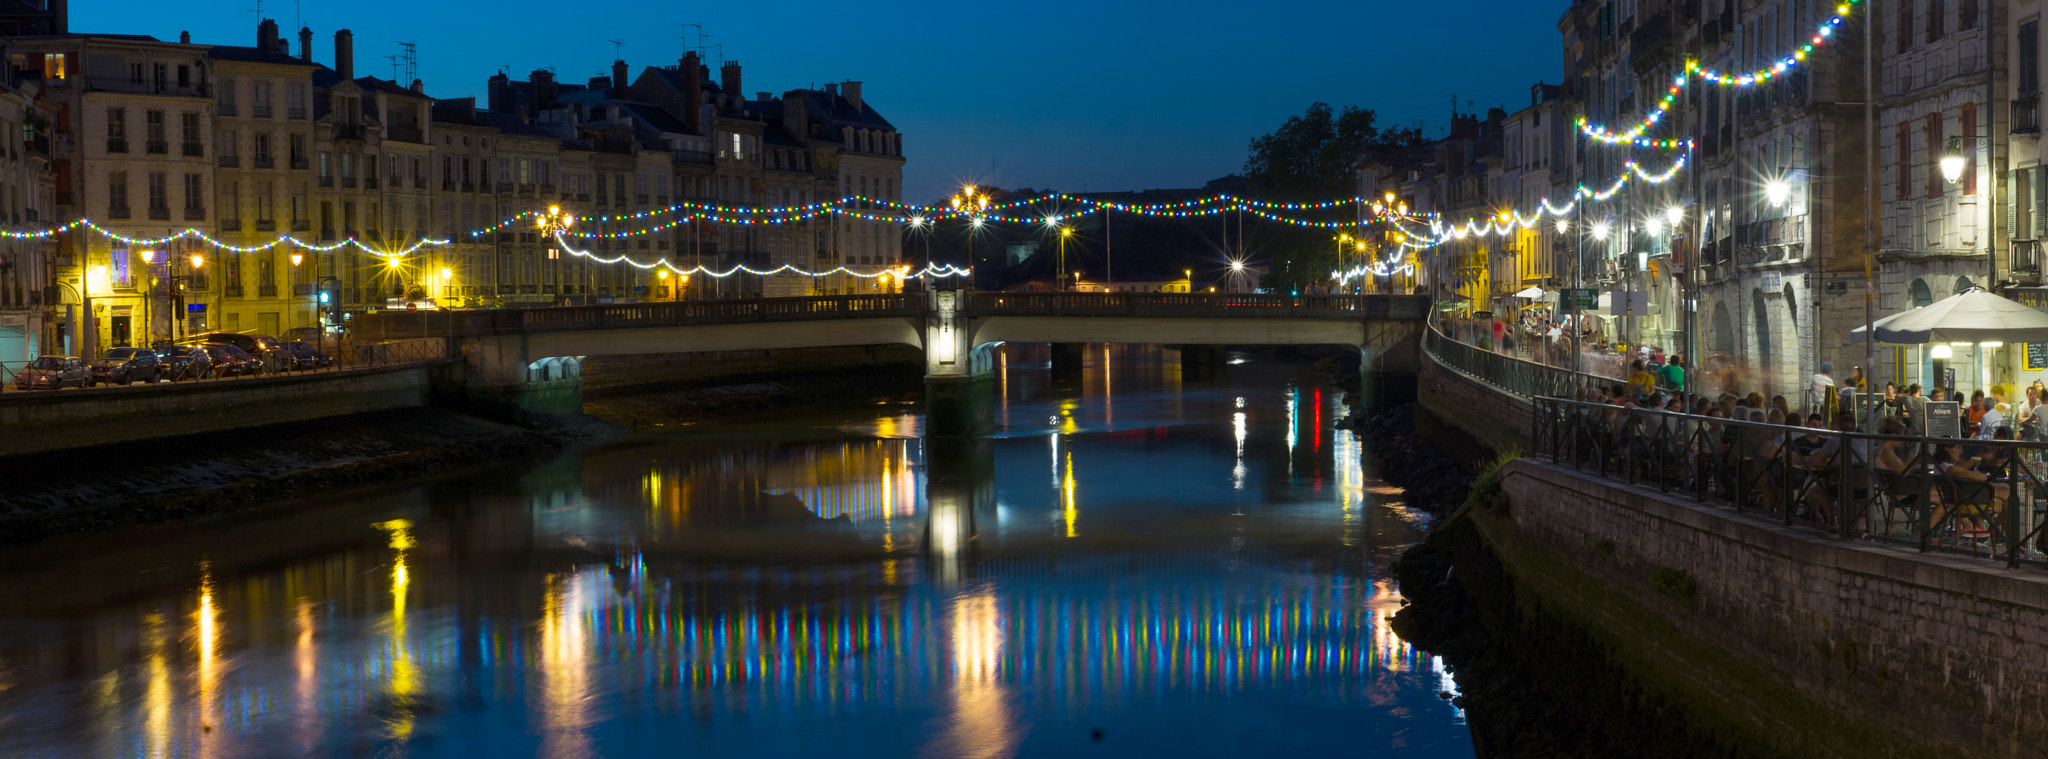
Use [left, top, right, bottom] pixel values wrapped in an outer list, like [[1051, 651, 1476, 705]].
[[186, 304, 206, 312], [1562, 288, 1598, 311], [1824, 281, 1848, 297], [1761, 272, 1783, 294], [1608, 291, 1649, 316], [1924, 401, 1962, 438], [2028, 343, 2048, 370], [1471, 311, 1494, 319]]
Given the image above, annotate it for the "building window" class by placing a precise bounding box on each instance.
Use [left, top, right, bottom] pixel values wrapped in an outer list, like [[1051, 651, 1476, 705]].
[[180, 112, 202, 156], [289, 133, 306, 169], [184, 174, 204, 217], [112, 248, 131, 287], [1898, 1, 1913, 54], [285, 84, 306, 119], [41, 53, 65, 79], [107, 172, 128, 218], [218, 77, 236, 115], [1895, 122, 1912, 200], [218, 131, 236, 161], [1961, 0, 1978, 29], [146, 172, 167, 216], [256, 181, 273, 222], [145, 110, 166, 153], [253, 132, 271, 166], [106, 107, 126, 152], [222, 181, 238, 222], [253, 80, 273, 118], [2024, 21, 2042, 95], [1925, 113, 1944, 199]]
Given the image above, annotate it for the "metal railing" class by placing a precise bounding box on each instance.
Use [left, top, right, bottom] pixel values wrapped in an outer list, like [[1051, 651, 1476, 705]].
[[1533, 396, 2048, 568], [0, 337, 451, 396], [961, 292, 1429, 319], [353, 294, 926, 339]]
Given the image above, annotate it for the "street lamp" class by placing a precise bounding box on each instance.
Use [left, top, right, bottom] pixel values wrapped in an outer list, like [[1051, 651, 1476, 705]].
[[1941, 136, 1971, 185], [951, 186, 989, 286], [1765, 179, 1792, 207], [1591, 222, 1610, 241], [1058, 226, 1074, 290], [535, 205, 577, 302]]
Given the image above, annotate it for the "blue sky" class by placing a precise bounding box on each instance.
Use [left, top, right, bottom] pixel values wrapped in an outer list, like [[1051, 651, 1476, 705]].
[[76, 0, 1564, 202]]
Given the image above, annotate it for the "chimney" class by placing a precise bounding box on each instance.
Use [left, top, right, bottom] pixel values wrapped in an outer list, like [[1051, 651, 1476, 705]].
[[532, 69, 557, 109], [297, 26, 312, 62], [781, 91, 807, 142], [842, 81, 862, 113], [409, 78, 423, 93], [719, 60, 741, 106], [334, 29, 354, 81], [589, 75, 611, 92], [611, 59, 628, 99], [257, 19, 278, 52], [824, 82, 837, 98], [179, 30, 190, 44], [487, 71, 509, 113], [681, 52, 702, 132], [755, 91, 770, 103]]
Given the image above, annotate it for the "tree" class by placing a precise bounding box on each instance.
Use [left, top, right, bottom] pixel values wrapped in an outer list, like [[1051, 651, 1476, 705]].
[[1242, 104, 1407, 293]]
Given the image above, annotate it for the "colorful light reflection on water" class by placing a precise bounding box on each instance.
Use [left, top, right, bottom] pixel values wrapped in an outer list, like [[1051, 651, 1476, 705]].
[[0, 345, 1468, 758]]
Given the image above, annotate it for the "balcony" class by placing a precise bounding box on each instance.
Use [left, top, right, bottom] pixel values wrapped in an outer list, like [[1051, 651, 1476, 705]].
[[387, 126, 424, 143], [461, 182, 475, 193], [521, 284, 538, 294], [320, 228, 336, 241], [341, 176, 357, 189], [258, 285, 277, 297], [539, 183, 556, 195], [218, 218, 241, 232], [108, 205, 130, 220], [365, 175, 379, 190], [256, 219, 275, 231], [291, 219, 310, 232], [254, 156, 274, 169], [106, 138, 127, 154], [226, 285, 244, 297], [520, 183, 535, 195], [253, 105, 272, 119], [334, 123, 367, 141], [218, 103, 237, 117], [146, 140, 168, 154], [2016, 97, 2041, 136], [635, 193, 648, 205], [496, 182, 513, 193], [218, 154, 239, 168], [318, 176, 334, 188], [184, 206, 205, 221], [182, 141, 203, 157], [295, 284, 314, 296], [675, 149, 713, 165], [148, 206, 170, 220]]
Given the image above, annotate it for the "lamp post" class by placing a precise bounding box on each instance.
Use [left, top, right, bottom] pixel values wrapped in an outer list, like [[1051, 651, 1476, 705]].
[[951, 186, 988, 288], [290, 250, 305, 335], [1058, 226, 1073, 290], [189, 251, 205, 336], [138, 248, 158, 348], [535, 205, 576, 304]]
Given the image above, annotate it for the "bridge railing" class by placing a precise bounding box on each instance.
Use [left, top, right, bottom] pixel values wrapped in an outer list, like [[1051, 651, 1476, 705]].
[[963, 292, 1429, 319], [355, 294, 924, 339]]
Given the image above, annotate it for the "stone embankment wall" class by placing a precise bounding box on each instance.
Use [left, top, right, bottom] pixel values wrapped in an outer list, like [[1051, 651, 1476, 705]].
[[580, 345, 922, 392], [0, 363, 449, 458], [1493, 460, 2048, 758], [1416, 349, 1533, 454]]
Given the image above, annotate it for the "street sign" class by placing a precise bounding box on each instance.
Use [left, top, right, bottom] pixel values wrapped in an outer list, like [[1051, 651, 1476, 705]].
[[1761, 272, 1783, 293], [1824, 281, 1848, 297], [1608, 290, 1649, 316], [1561, 288, 1598, 311]]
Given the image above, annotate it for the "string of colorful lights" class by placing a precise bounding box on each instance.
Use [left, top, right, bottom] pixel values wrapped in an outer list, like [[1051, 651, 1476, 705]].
[[545, 231, 973, 280], [1575, 1, 1863, 146]]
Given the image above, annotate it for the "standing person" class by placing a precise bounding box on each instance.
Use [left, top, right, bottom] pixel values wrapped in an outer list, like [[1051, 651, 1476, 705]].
[[1628, 360, 1657, 404], [1809, 362, 1836, 416], [1660, 354, 1686, 393]]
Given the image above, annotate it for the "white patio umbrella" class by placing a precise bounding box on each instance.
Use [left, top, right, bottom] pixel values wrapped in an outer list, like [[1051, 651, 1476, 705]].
[[1512, 285, 1547, 298], [1849, 288, 2048, 344]]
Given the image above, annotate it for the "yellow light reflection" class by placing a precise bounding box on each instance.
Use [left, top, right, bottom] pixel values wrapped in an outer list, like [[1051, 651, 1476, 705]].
[[538, 572, 595, 758], [374, 519, 418, 741], [932, 590, 1015, 759], [1062, 451, 1078, 538], [295, 598, 318, 754], [195, 565, 219, 756], [142, 610, 170, 759]]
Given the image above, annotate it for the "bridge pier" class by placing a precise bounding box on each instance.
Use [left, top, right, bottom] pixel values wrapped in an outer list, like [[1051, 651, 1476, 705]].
[[923, 436, 995, 585], [1178, 344, 1228, 383], [1049, 342, 1087, 382], [445, 336, 586, 424], [925, 291, 998, 437]]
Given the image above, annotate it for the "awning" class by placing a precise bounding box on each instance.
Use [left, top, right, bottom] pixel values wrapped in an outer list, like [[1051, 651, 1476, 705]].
[[1512, 286, 1547, 298], [1850, 288, 2048, 344]]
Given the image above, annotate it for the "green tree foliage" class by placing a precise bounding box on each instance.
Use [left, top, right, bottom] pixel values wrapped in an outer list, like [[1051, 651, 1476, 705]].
[[1243, 103, 1406, 293]]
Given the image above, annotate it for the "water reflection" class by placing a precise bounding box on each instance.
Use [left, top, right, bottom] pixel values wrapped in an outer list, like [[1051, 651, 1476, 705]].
[[0, 344, 1466, 758]]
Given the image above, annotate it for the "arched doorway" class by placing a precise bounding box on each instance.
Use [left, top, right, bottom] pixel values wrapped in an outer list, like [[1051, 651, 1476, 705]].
[[1909, 279, 1934, 308], [1753, 290, 1773, 373], [1953, 276, 1975, 294]]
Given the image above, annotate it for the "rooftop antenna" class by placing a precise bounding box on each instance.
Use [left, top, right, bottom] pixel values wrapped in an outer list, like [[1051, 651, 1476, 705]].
[[384, 53, 400, 81], [676, 23, 702, 55], [607, 39, 624, 60], [293, 0, 301, 29], [249, 0, 264, 19], [395, 41, 418, 84]]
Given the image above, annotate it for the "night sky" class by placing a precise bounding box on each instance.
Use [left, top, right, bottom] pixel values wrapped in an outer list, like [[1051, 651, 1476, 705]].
[[73, 0, 1564, 202]]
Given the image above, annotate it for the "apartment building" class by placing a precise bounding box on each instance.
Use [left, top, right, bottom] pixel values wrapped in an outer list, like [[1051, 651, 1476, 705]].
[[0, 39, 57, 368]]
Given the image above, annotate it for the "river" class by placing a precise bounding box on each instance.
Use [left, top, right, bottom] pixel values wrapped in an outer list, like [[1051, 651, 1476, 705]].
[[0, 344, 1473, 758]]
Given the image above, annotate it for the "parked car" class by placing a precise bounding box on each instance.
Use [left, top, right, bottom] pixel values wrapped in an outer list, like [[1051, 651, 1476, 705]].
[[156, 345, 214, 381], [190, 343, 263, 377], [190, 331, 289, 372], [282, 341, 333, 369], [92, 347, 163, 385], [14, 356, 93, 390]]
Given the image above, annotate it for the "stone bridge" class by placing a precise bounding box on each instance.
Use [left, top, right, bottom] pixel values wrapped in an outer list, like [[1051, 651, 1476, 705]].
[[355, 291, 1429, 434]]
